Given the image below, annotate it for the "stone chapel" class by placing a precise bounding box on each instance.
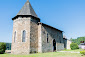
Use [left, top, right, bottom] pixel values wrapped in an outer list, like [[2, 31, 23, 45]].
[[11, 0, 64, 54]]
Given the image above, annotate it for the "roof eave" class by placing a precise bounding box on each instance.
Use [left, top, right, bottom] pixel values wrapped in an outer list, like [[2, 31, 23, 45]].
[[12, 15, 40, 21]]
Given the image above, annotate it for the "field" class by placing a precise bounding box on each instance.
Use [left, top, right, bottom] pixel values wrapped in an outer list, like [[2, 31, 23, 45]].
[[0, 52, 85, 57]]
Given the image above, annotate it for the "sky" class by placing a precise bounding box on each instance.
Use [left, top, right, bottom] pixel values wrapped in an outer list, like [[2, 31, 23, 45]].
[[0, 0, 85, 43]]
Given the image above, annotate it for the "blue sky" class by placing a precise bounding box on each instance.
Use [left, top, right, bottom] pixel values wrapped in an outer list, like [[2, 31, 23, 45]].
[[0, 0, 85, 43]]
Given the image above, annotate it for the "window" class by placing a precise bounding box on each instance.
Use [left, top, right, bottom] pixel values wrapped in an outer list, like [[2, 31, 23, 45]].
[[14, 31, 16, 43], [47, 33, 48, 43], [22, 30, 26, 42], [43, 31, 45, 34], [59, 36, 61, 43]]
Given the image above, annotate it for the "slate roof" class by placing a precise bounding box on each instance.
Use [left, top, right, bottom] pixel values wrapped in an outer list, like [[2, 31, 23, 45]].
[[17, 0, 38, 18], [38, 22, 63, 32]]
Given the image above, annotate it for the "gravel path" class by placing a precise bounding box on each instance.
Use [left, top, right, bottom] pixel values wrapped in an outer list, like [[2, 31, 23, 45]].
[[58, 51, 80, 53]]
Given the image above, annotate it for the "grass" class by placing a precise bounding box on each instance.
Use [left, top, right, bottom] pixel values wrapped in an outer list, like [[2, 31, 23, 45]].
[[62, 49, 82, 52], [0, 52, 85, 57]]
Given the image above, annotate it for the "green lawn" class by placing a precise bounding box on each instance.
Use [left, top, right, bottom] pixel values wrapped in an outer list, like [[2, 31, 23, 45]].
[[0, 52, 85, 57]]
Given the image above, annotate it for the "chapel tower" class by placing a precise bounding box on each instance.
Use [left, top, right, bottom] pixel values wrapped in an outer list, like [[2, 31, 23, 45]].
[[11, 0, 40, 54]]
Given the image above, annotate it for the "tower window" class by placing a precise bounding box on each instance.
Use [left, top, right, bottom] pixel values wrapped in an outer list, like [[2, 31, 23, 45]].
[[14, 31, 16, 43], [22, 30, 26, 42], [47, 33, 48, 43]]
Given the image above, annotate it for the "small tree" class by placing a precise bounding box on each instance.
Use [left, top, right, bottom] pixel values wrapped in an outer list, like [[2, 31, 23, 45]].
[[0, 42, 6, 54], [70, 43, 79, 50]]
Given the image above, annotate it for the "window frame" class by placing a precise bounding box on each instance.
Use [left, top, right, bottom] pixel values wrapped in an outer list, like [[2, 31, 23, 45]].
[[47, 33, 49, 43], [14, 31, 16, 43], [22, 30, 26, 42]]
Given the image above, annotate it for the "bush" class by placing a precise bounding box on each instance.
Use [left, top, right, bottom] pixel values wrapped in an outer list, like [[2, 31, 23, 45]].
[[80, 50, 85, 55], [0, 42, 6, 54], [70, 43, 79, 50]]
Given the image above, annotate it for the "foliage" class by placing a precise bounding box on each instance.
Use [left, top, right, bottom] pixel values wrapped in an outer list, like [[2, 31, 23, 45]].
[[80, 50, 85, 55], [0, 42, 6, 54], [70, 37, 85, 45], [70, 43, 79, 50]]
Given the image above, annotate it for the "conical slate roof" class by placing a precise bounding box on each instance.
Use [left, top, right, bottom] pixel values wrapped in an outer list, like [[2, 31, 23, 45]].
[[17, 0, 38, 18]]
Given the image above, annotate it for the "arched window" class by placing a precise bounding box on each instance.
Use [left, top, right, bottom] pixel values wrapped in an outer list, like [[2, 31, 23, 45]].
[[22, 30, 26, 42], [47, 33, 48, 43], [14, 31, 16, 43]]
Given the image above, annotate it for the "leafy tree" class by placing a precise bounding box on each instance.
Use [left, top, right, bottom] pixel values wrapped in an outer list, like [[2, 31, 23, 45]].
[[0, 42, 6, 54], [71, 37, 85, 45]]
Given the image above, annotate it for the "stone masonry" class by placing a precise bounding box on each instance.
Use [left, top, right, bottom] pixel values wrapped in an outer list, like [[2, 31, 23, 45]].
[[11, 17, 31, 54], [39, 23, 64, 52]]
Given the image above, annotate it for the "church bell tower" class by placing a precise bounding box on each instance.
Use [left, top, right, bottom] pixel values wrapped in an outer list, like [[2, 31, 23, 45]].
[[11, 0, 40, 54]]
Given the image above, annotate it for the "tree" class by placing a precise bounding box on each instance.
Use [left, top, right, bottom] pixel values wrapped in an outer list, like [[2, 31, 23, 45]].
[[0, 42, 6, 54], [71, 37, 85, 45]]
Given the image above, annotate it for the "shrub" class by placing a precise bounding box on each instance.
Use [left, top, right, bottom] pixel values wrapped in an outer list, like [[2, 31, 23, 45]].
[[0, 42, 6, 54], [80, 50, 85, 55], [70, 43, 79, 50]]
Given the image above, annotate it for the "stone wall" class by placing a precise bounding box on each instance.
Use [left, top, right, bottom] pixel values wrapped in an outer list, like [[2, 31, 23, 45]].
[[11, 17, 64, 54], [63, 38, 67, 49], [30, 18, 39, 53], [5, 50, 11, 54], [11, 17, 30, 54], [63, 38, 72, 49], [41, 24, 64, 52], [67, 40, 72, 49], [38, 23, 42, 53], [56, 43, 64, 51]]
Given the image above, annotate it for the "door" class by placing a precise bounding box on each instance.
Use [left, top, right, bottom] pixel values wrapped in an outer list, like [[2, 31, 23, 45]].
[[53, 39, 56, 52]]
